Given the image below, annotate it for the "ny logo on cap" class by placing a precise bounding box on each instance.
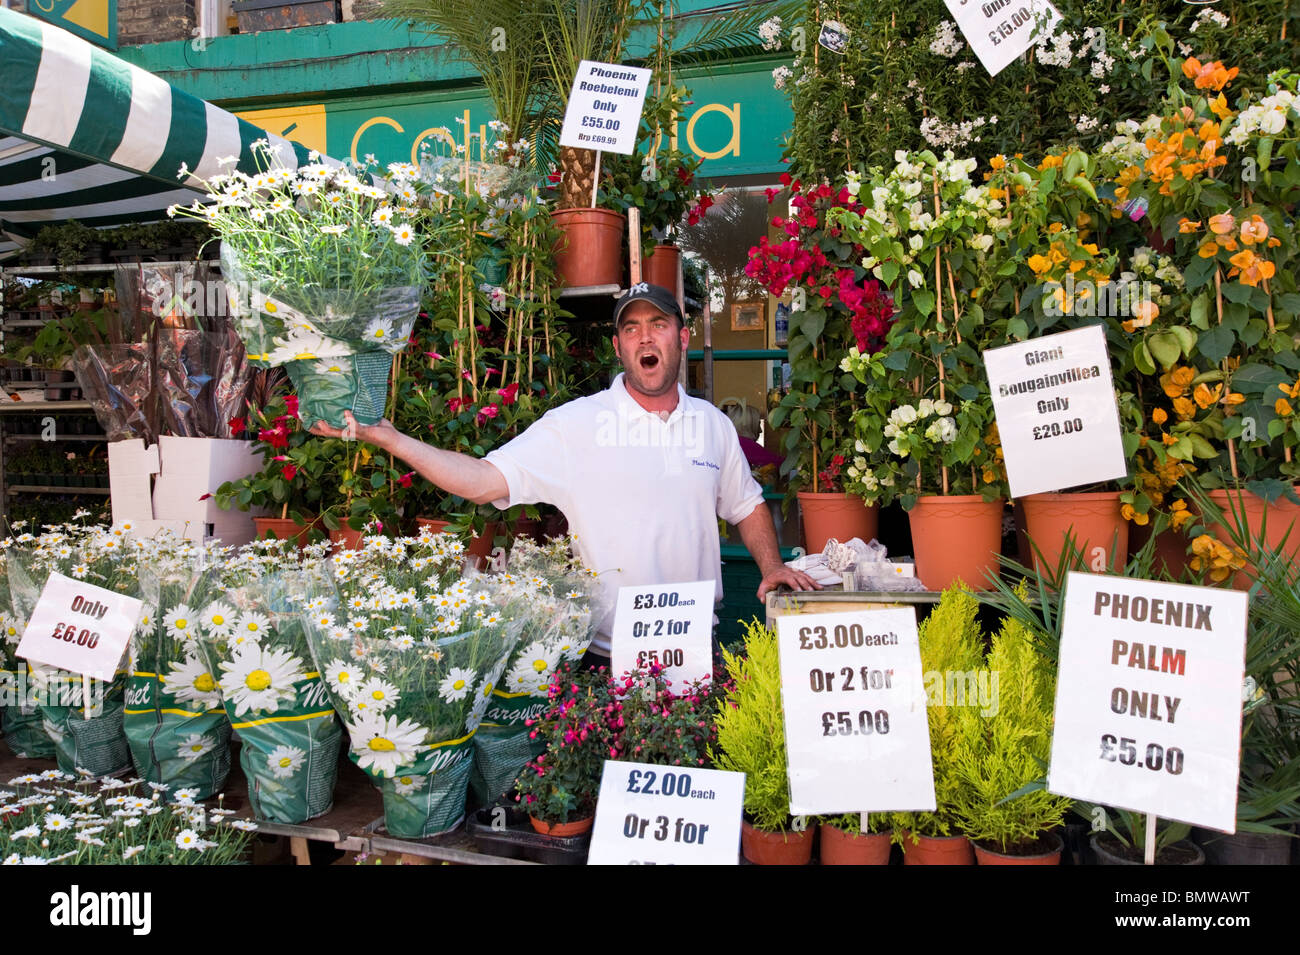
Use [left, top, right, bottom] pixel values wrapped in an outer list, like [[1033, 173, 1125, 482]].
[[625, 282, 650, 296]]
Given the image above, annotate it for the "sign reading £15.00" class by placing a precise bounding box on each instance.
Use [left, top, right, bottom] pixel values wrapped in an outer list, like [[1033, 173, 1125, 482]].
[[984, 324, 1128, 499], [943, 0, 1062, 77], [558, 60, 652, 156], [17, 572, 141, 677], [1047, 572, 1248, 833], [776, 608, 936, 815], [587, 760, 746, 864]]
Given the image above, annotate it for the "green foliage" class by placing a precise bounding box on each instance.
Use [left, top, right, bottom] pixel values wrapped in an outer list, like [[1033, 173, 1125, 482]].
[[710, 618, 793, 832], [948, 607, 1072, 852], [890, 586, 984, 839]]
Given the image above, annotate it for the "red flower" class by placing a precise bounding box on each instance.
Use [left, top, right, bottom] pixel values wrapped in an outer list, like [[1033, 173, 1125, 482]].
[[676, 166, 693, 183], [476, 404, 500, 426], [425, 351, 444, 361], [447, 396, 469, 414], [398, 471, 415, 488], [259, 426, 289, 450], [284, 395, 299, 418], [281, 464, 298, 481], [497, 383, 520, 405], [779, 172, 792, 186], [229, 416, 245, 434]]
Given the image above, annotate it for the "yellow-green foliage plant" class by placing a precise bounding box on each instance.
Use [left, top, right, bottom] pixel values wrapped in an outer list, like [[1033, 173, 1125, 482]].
[[890, 586, 984, 842], [711, 619, 792, 833], [950, 609, 1072, 855]]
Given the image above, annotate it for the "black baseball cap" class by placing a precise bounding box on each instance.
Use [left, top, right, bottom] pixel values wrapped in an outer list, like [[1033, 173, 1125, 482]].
[[612, 282, 685, 327]]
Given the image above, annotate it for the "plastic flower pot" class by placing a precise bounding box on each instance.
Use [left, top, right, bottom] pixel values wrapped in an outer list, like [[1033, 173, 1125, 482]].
[[550, 208, 625, 288], [1206, 487, 1300, 589], [1089, 832, 1204, 866], [972, 830, 1063, 866], [819, 823, 891, 865], [1193, 827, 1292, 865], [741, 820, 814, 865], [530, 815, 594, 837], [1020, 491, 1127, 575], [907, 495, 1005, 591], [643, 243, 681, 293], [900, 832, 975, 866], [797, 492, 879, 556]]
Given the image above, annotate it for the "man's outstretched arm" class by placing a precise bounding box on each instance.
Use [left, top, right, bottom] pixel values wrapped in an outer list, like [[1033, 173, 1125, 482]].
[[310, 411, 508, 506]]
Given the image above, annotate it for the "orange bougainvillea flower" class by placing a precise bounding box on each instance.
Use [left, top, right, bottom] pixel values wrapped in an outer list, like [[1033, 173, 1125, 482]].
[[1194, 382, 1223, 410], [1178, 218, 1202, 233], [1132, 300, 1159, 327], [990, 154, 1007, 170], [1170, 499, 1193, 531], [1182, 58, 1239, 92], [1240, 215, 1269, 245], [1161, 366, 1196, 398], [1219, 236, 1239, 252], [1161, 432, 1178, 446], [1276, 398, 1294, 417], [1197, 121, 1221, 142], [1208, 213, 1236, 234], [1152, 407, 1169, 425], [1047, 221, 1064, 234], [1038, 155, 1064, 170], [1221, 391, 1245, 409], [1198, 241, 1220, 258], [1229, 250, 1276, 287], [1210, 93, 1235, 120], [1173, 396, 1198, 420], [1027, 254, 1051, 276]]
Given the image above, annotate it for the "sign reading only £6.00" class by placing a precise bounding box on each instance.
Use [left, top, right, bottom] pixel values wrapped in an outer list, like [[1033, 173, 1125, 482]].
[[16, 572, 141, 678], [984, 324, 1128, 498], [1047, 572, 1247, 833]]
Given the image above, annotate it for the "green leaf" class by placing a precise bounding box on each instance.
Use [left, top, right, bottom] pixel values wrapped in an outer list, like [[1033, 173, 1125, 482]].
[[1147, 331, 1181, 371], [1222, 281, 1254, 305], [883, 350, 912, 371], [1184, 255, 1215, 290], [1170, 325, 1197, 358], [1198, 326, 1234, 363], [1188, 434, 1217, 459], [1189, 294, 1210, 330], [370, 472, 386, 490], [880, 261, 899, 286], [1134, 341, 1156, 376], [912, 288, 935, 317]]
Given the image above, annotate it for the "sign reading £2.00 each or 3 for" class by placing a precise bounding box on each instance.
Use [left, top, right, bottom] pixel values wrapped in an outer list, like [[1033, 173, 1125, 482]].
[[776, 609, 936, 815], [983, 324, 1128, 499], [943, 0, 1062, 77], [587, 760, 746, 864], [1047, 572, 1248, 833], [611, 580, 715, 689], [16, 572, 142, 677], [558, 60, 652, 156]]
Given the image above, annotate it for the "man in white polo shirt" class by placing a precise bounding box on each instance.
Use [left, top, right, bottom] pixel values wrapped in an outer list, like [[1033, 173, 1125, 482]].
[[310, 282, 818, 659]]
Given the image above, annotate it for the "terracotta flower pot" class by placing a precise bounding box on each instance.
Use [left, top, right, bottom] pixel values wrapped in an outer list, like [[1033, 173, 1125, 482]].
[[1206, 487, 1300, 589], [329, 526, 365, 550], [900, 832, 975, 866], [550, 208, 625, 288], [741, 820, 814, 865], [908, 495, 1005, 591], [530, 815, 594, 837], [797, 492, 879, 556], [414, 517, 451, 535], [642, 243, 681, 293], [819, 823, 892, 865], [1020, 491, 1127, 575], [972, 830, 1063, 866], [252, 516, 314, 550]]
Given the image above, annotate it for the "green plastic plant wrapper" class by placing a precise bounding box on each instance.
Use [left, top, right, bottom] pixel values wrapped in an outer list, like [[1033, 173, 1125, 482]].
[[0, 583, 54, 758], [301, 565, 523, 838], [0, 696, 54, 758], [284, 351, 393, 431], [6, 551, 132, 776], [194, 571, 343, 824], [124, 565, 232, 798]]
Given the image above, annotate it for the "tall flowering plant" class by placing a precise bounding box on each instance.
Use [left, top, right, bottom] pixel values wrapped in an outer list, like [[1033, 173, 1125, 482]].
[[745, 173, 896, 490], [170, 143, 446, 430]]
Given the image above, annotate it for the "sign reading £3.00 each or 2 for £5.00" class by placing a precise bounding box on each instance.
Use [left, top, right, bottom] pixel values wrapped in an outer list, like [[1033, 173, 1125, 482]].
[[1047, 572, 1248, 833], [16, 572, 142, 678], [983, 324, 1128, 499], [776, 608, 936, 815], [587, 759, 746, 864], [943, 0, 1062, 77], [558, 60, 652, 156], [611, 580, 715, 688]]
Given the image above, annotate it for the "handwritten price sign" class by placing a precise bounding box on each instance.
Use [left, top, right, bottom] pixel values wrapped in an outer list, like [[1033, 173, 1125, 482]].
[[17, 573, 141, 677]]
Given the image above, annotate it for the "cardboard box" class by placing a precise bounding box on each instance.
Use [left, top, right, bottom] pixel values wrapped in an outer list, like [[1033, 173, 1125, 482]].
[[108, 437, 264, 545]]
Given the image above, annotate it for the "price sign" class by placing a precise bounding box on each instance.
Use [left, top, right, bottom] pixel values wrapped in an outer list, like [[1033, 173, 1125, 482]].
[[984, 324, 1127, 498], [558, 60, 652, 156], [587, 759, 745, 865], [776, 608, 936, 814], [16, 572, 142, 677], [611, 580, 715, 689], [1047, 572, 1247, 832], [943, 0, 1062, 77]]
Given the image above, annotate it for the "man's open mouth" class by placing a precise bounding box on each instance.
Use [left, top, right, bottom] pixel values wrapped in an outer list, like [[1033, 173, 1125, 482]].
[[639, 353, 660, 369]]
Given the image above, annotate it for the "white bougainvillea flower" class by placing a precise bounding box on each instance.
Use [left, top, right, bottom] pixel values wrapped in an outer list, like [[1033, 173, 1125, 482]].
[[219, 643, 303, 716], [348, 713, 426, 777], [267, 745, 305, 779]]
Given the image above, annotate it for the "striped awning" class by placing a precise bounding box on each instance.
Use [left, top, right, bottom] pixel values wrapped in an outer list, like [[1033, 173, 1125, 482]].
[[0, 7, 318, 260]]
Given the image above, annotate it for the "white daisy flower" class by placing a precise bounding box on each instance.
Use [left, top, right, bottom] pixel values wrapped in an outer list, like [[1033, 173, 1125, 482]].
[[392, 773, 425, 795], [162, 604, 196, 641], [438, 667, 475, 703], [43, 813, 70, 832], [122, 845, 145, 859], [201, 602, 235, 636], [227, 818, 258, 831], [389, 222, 415, 246], [176, 733, 216, 762], [362, 317, 396, 346], [357, 677, 399, 712], [10, 825, 39, 840], [162, 652, 223, 710], [218, 643, 303, 716], [174, 828, 203, 850], [234, 611, 271, 640], [267, 745, 305, 779], [324, 660, 361, 698], [347, 712, 427, 777]]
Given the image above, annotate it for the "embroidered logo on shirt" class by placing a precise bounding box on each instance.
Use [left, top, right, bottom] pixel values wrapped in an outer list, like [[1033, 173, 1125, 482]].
[[691, 458, 721, 471]]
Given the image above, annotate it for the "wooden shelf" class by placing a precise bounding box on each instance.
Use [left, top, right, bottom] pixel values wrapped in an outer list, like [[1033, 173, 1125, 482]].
[[6, 485, 110, 494], [5, 433, 106, 442], [3, 260, 217, 277], [557, 284, 622, 299], [0, 400, 92, 412]]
